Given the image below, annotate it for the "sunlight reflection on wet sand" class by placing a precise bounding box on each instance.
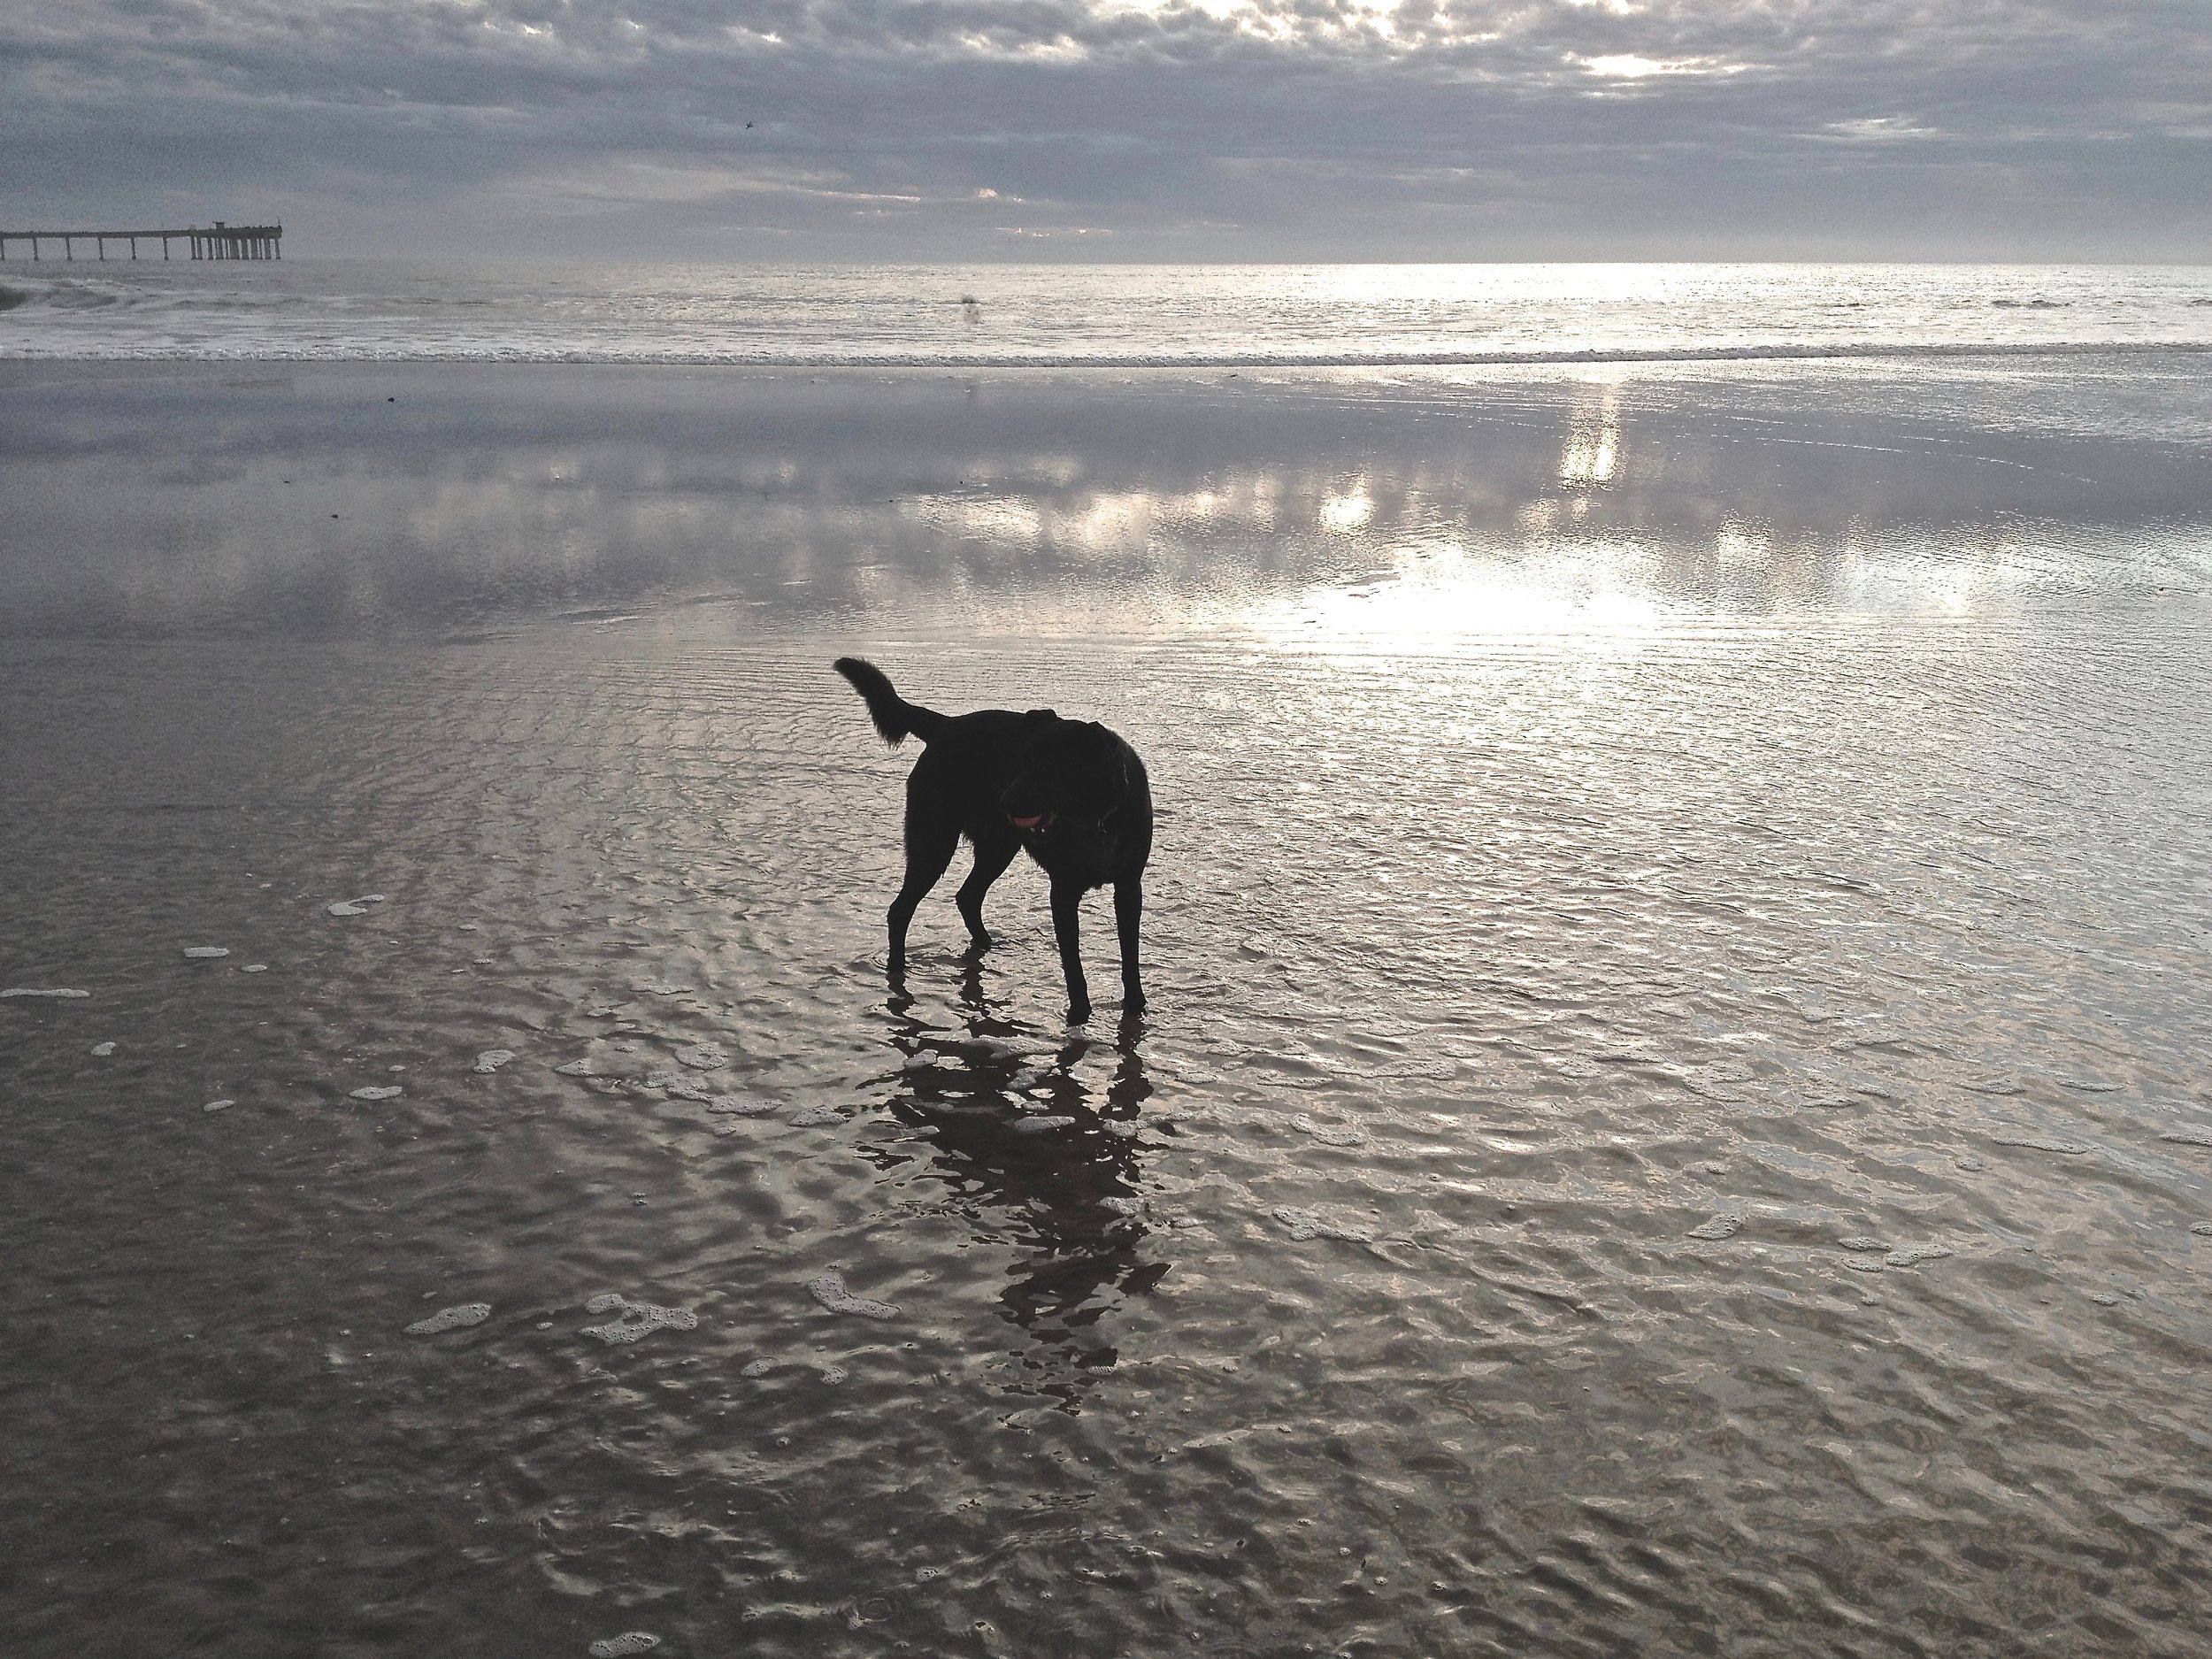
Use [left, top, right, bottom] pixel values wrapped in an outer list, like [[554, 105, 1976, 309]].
[[4, 357, 2208, 645]]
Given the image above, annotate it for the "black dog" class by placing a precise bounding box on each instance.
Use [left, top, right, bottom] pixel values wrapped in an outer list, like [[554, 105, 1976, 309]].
[[833, 657, 1152, 1023]]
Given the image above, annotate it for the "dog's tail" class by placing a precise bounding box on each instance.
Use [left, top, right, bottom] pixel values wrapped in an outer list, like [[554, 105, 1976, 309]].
[[833, 657, 950, 747]]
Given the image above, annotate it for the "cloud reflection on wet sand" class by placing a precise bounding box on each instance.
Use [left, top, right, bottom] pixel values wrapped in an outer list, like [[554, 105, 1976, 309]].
[[4, 359, 2207, 644]]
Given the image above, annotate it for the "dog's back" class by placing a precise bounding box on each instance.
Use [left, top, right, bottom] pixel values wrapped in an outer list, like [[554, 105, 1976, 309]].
[[835, 657, 1037, 823]]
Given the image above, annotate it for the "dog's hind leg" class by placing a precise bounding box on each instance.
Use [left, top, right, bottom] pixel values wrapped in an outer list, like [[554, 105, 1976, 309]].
[[954, 832, 1020, 950], [1114, 876, 1146, 1015], [887, 813, 959, 978]]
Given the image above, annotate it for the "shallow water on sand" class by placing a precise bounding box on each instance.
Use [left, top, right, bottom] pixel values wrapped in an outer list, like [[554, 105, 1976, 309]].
[[4, 362, 2212, 1657]]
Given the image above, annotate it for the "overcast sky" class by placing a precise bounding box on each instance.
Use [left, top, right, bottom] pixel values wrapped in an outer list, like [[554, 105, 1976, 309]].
[[5, 0, 2208, 261]]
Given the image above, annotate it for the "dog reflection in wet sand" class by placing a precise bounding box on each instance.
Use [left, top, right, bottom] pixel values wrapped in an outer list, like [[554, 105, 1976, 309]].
[[833, 657, 1153, 1023]]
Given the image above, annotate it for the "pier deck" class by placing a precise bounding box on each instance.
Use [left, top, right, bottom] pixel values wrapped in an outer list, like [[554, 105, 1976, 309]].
[[0, 223, 281, 261]]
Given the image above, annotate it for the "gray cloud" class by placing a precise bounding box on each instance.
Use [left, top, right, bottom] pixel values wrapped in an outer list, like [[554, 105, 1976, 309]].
[[4, 0, 2208, 257]]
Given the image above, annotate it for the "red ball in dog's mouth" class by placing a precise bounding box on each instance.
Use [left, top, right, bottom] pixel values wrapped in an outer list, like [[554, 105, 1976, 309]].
[[1010, 812, 1055, 831]]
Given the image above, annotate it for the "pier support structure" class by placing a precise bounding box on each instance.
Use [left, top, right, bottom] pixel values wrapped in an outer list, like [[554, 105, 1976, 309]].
[[0, 222, 282, 262]]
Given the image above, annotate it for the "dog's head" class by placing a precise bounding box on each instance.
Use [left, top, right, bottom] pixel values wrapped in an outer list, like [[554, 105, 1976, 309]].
[[1001, 711, 1131, 839]]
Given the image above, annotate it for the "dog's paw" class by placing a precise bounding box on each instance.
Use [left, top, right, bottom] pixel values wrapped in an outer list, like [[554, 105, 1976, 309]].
[[1122, 990, 1148, 1016], [1067, 1000, 1093, 1025]]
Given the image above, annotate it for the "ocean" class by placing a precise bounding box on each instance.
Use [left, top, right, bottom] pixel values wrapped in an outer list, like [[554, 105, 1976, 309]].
[[4, 262, 2212, 1658], [5, 257, 2212, 366]]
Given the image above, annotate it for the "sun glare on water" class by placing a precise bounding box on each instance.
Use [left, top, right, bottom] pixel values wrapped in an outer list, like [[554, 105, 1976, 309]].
[[1557, 383, 1624, 488]]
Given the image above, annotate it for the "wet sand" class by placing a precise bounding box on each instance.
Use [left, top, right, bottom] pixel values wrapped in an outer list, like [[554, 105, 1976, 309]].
[[4, 359, 2212, 1657]]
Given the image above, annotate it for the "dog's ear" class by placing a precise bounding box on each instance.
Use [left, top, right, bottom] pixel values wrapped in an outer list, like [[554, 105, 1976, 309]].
[[1012, 708, 1057, 758]]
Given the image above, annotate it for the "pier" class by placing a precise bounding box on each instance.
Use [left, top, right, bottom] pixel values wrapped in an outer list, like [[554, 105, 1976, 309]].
[[0, 222, 281, 261]]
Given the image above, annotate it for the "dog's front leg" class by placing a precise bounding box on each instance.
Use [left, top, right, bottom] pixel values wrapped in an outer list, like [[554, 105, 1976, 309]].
[[1114, 876, 1146, 1015], [1050, 878, 1092, 1024]]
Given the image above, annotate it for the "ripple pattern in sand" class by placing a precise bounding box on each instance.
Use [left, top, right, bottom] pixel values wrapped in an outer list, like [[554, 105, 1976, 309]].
[[4, 614, 2210, 1657]]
